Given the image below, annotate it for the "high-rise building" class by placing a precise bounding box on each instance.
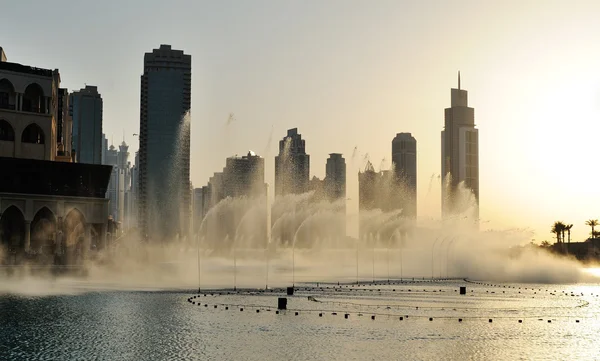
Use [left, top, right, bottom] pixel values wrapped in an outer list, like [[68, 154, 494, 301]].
[[358, 161, 395, 213], [274, 128, 310, 196], [196, 152, 267, 246], [325, 153, 346, 201], [129, 151, 139, 228], [391, 133, 417, 218], [103, 140, 133, 233], [441, 72, 479, 220], [138, 44, 192, 241], [70, 85, 103, 164], [201, 151, 266, 208], [56, 88, 73, 162], [101, 133, 108, 164]]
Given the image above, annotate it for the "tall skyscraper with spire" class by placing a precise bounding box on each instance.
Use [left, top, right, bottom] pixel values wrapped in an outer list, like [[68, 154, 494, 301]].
[[441, 72, 479, 220]]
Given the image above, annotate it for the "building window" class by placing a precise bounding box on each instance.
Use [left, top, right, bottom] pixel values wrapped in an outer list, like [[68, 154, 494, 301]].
[[0, 119, 14, 141], [22, 83, 45, 113], [21, 123, 45, 144], [0, 78, 16, 110]]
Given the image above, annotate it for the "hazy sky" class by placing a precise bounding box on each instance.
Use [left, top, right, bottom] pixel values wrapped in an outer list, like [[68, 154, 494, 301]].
[[3, 0, 600, 242]]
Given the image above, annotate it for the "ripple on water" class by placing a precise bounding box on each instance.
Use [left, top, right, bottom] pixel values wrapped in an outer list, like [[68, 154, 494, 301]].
[[1, 281, 600, 360]]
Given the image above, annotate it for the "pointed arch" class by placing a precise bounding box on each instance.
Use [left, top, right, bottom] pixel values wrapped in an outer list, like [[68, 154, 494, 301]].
[[22, 83, 45, 113], [64, 207, 85, 248], [0, 119, 14, 141], [30, 206, 57, 259], [21, 123, 45, 144], [0, 79, 16, 110], [0, 205, 26, 252]]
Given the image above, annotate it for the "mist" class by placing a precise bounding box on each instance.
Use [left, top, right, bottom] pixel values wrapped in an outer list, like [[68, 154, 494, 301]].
[[2, 186, 598, 297]]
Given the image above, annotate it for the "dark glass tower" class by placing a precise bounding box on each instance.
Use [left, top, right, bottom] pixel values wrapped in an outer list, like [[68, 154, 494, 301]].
[[274, 128, 310, 196], [391, 132, 417, 218], [138, 45, 191, 241]]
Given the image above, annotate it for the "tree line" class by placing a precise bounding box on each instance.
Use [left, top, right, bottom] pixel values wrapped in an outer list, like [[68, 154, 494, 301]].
[[549, 219, 599, 244]]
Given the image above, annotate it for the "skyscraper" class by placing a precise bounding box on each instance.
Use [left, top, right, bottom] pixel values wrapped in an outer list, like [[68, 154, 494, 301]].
[[441, 72, 479, 220], [391, 133, 417, 218], [101, 133, 108, 164], [70, 85, 103, 164], [358, 161, 396, 241], [138, 44, 191, 241], [274, 128, 310, 196], [197, 152, 267, 247], [325, 153, 346, 201], [103, 140, 132, 231]]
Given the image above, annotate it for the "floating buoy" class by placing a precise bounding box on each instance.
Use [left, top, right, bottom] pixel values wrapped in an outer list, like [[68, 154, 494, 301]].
[[278, 298, 287, 310]]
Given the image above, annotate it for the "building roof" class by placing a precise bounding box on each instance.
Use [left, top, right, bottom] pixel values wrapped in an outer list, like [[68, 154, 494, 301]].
[[0, 61, 53, 77]]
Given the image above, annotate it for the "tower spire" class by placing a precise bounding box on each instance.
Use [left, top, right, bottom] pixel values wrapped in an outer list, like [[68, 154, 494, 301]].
[[458, 71, 461, 90]]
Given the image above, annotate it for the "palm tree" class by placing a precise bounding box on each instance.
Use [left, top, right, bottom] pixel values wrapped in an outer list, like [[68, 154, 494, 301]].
[[551, 221, 565, 244], [565, 224, 573, 244], [586, 219, 599, 239]]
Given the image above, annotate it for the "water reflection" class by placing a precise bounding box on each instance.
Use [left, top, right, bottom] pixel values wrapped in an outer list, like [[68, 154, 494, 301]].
[[2, 280, 600, 360]]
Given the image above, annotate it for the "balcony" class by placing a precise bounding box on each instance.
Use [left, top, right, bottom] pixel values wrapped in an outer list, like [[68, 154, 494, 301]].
[[0, 103, 16, 111], [21, 105, 44, 114]]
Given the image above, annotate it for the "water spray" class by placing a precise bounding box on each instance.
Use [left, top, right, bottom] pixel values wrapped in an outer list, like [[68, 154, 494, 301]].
[[431, 236, 441, 279]]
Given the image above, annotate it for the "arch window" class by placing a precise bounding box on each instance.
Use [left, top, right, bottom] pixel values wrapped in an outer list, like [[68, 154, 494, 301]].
[[21, 123, 45, 144], [0, 119, 14, 141], [22, 83, 45, 113], [0, 205, 25, 250], [0, 79, 16, 110]]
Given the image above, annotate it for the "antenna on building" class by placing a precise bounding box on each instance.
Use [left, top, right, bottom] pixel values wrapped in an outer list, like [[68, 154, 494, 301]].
[[458, 71, 461, 90]]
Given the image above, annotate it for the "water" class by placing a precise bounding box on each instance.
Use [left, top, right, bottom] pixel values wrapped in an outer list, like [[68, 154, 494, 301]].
[[2, 279, 600, 360]]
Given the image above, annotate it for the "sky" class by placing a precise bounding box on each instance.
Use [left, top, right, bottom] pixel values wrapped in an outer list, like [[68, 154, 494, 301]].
[[2, 0, 600, 242]]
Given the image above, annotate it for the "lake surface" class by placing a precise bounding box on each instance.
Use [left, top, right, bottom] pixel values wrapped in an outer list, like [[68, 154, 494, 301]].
[[2, 279, 600, 360]]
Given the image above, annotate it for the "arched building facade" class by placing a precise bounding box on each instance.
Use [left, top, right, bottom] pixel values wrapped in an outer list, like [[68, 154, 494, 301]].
[[0, 52, 110, 267], [0, 193, 109, 266]]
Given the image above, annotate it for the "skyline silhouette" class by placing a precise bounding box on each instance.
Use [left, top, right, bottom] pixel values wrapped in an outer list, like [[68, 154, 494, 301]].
[[3, 1, 600, 242]]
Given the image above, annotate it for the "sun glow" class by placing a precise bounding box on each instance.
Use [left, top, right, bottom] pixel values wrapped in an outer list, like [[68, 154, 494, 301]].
[[582, 267, 600, 279]]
